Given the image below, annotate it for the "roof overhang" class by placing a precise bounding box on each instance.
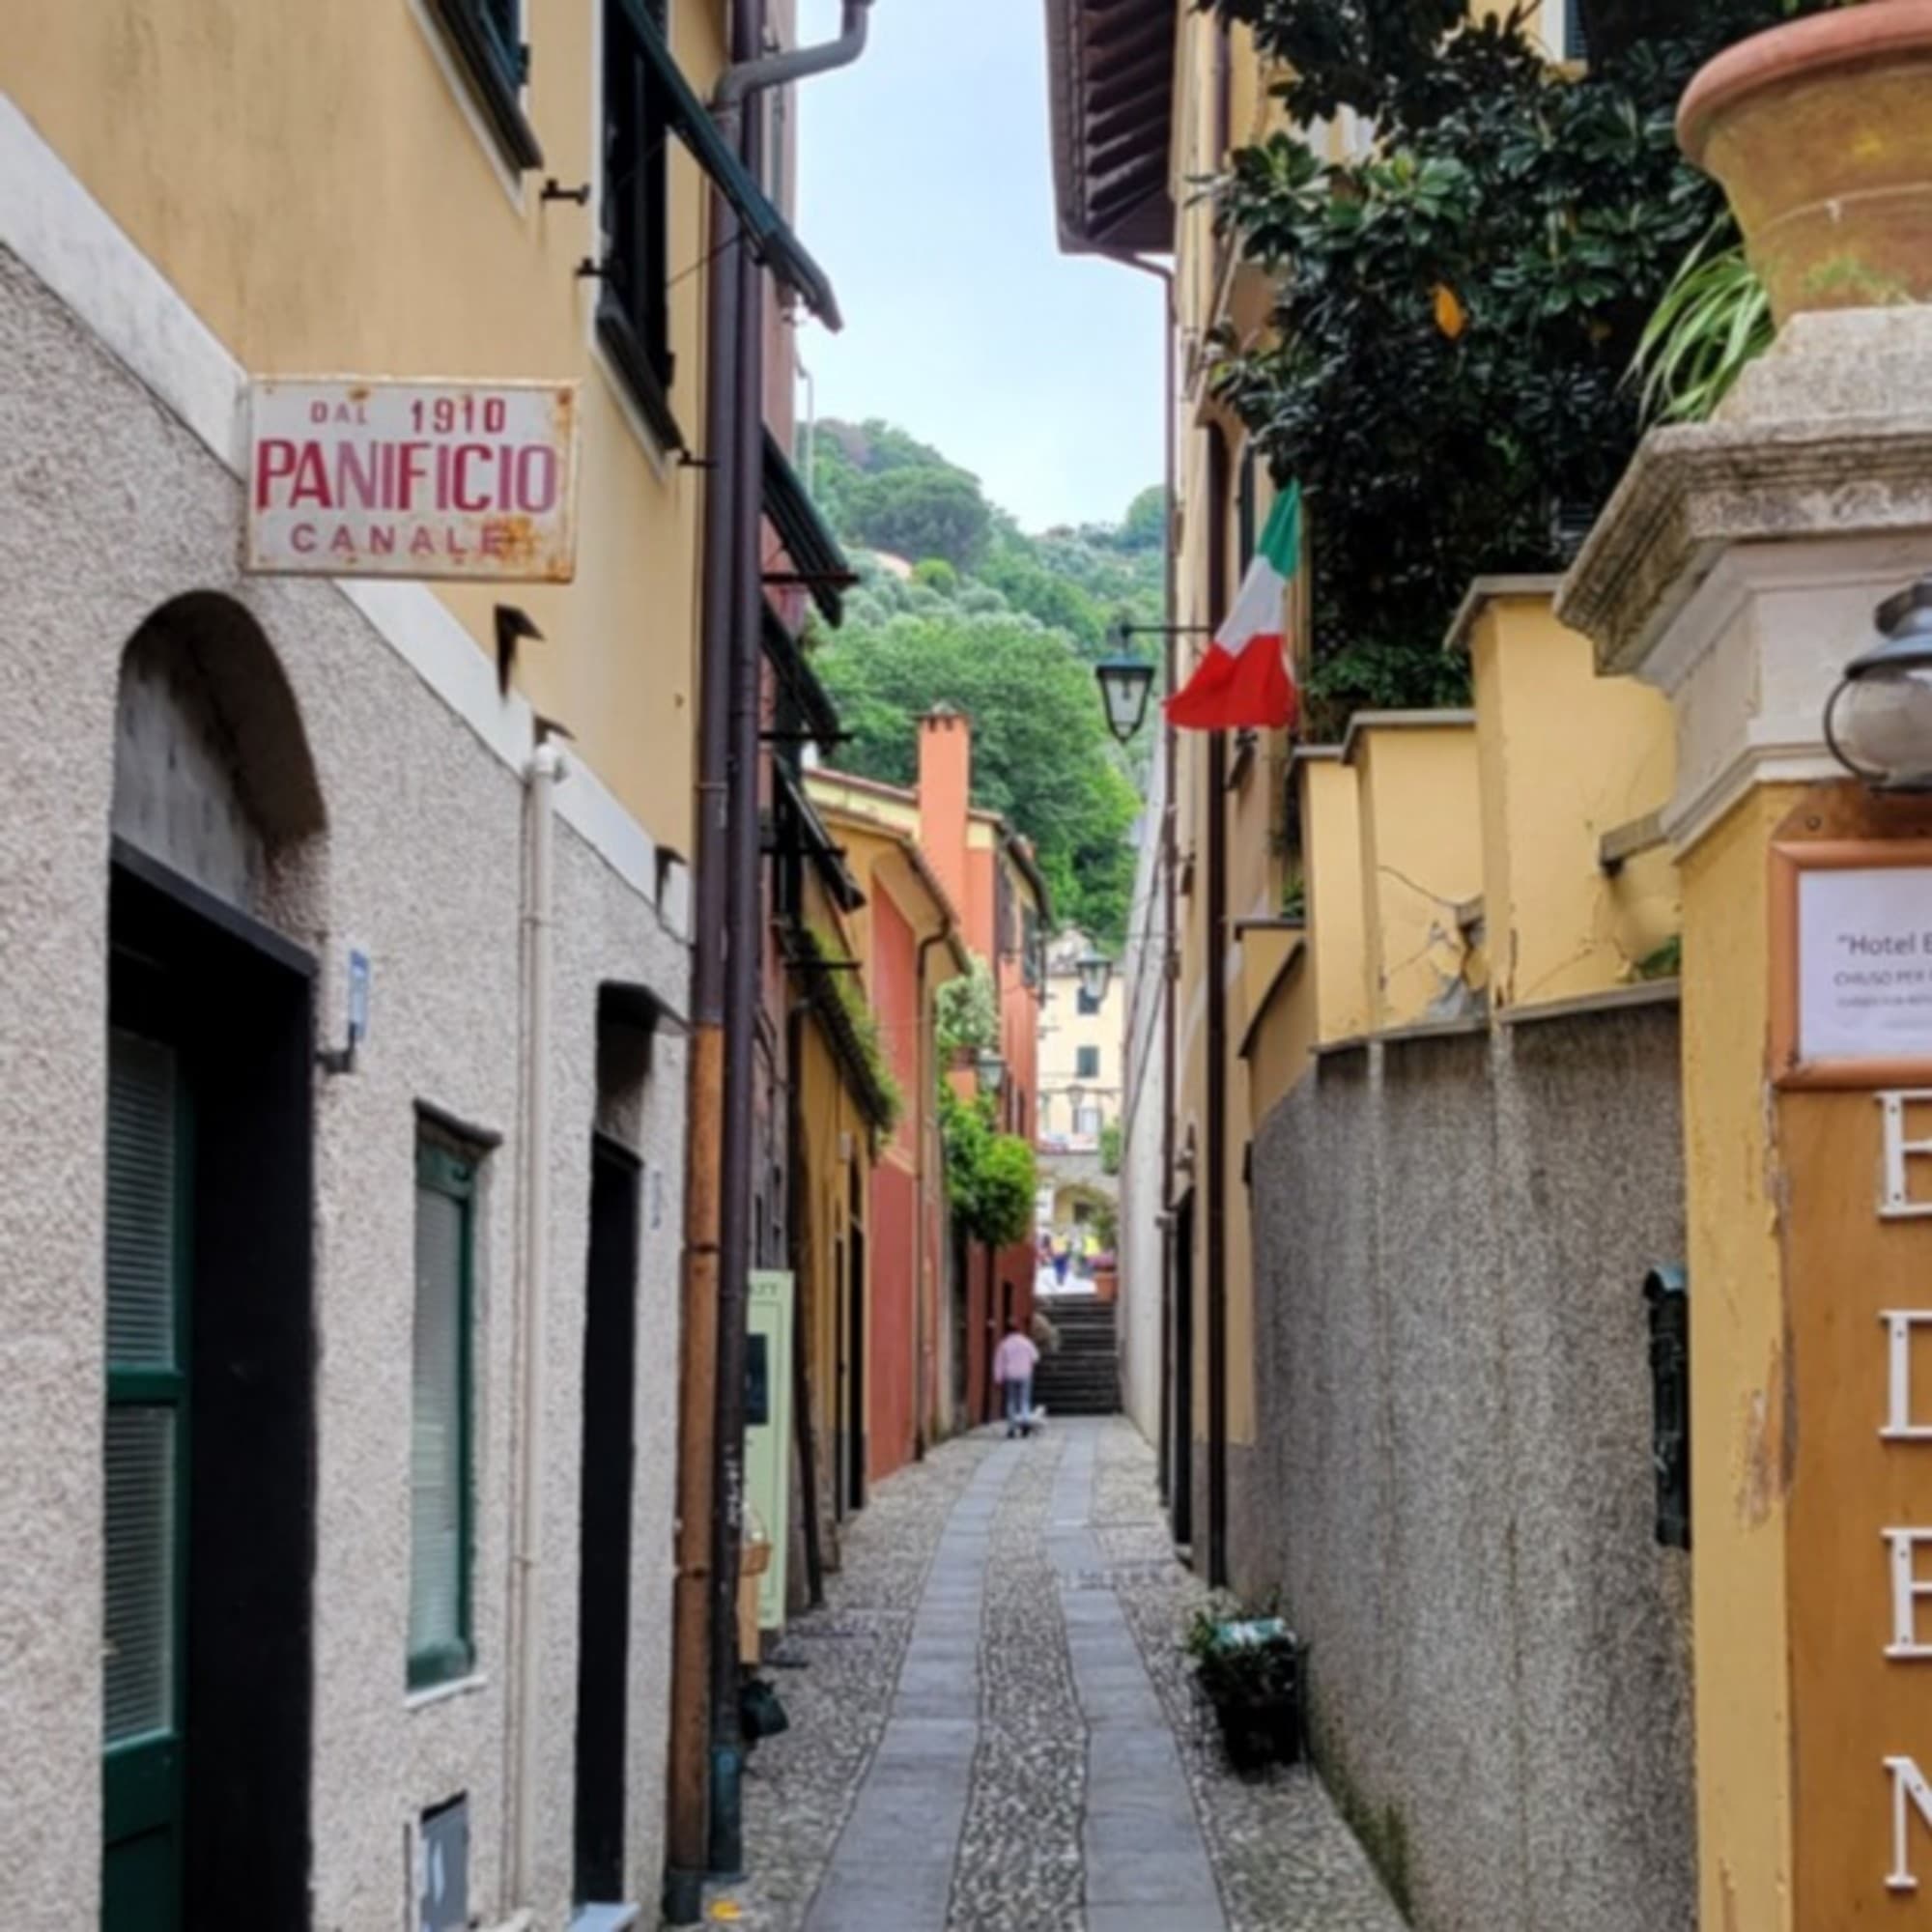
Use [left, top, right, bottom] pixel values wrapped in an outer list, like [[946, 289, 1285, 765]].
[[1043, 0, 1177, 255]]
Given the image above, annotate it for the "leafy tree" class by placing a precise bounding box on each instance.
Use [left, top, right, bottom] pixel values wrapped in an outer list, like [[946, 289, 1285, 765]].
[[814, 609, 1142, 944], [1120, 485, 1169, 553], [842, 467, 993, 572], [1208, 0, 1833, 734], [940, 1089, 1039, 1248], [936, 954, 999, 1058]]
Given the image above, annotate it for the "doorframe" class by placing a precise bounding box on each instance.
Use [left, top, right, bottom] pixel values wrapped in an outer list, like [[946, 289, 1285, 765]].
[[104, 843, 318, 1930]]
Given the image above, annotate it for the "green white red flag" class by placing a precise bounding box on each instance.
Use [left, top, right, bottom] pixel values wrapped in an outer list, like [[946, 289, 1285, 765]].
[[1167, 483, 1300, 732]]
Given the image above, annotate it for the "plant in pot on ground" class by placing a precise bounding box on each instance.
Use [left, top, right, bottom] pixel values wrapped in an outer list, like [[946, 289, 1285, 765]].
[[1185, 1603, 1306, 1776]]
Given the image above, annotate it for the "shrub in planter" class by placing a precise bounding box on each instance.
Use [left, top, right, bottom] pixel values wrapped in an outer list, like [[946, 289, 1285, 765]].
[[1185, 1607, 1305, 1776]]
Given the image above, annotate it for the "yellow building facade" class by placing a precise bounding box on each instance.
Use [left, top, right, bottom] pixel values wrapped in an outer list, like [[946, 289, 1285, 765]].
[[0, 3, 842, 1925]]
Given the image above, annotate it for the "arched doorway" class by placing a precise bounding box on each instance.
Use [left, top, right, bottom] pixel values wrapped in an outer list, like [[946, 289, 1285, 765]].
[[102, 594, 325, 1932]]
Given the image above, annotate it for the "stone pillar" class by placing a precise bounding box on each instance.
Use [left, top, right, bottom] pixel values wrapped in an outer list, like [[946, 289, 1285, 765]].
[[1561, 311, 1932, 1930]]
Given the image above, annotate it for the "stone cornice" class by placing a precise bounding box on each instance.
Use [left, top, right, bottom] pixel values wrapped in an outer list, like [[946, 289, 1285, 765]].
[[1557, 412, 1932, 681]]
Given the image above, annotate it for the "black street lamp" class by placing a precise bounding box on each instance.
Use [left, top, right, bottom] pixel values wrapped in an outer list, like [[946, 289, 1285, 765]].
[[1094, 651, 1156, 747], [1826, 577, 1932, 791], [975, 1048, 1007, 1098], [1076, 945, 1114, 1006]]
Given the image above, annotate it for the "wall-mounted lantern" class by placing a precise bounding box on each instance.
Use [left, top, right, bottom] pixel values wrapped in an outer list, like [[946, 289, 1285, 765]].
[[1824, 577, 1932, 790], [1095, 652, 1156, 748], [1644, 1264, 1690, 1550], [1076, 945, 1114, 1007], [975, 1048, 1007, 1099]]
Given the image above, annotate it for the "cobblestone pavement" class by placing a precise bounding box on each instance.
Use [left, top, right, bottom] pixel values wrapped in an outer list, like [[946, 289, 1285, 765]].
[[703, 1417, 1405, 1932]]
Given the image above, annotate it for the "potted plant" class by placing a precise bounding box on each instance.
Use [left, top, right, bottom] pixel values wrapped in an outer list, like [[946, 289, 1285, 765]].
[[1680, 1, 1932, 322], [1185, 1607, 1305, 1776]]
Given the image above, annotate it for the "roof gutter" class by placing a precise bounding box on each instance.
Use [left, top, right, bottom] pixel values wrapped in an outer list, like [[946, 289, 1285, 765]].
[[714, 1, 874, 116]]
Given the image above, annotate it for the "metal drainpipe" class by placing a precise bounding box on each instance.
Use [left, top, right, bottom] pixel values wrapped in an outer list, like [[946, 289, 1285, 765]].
[[505, 736, 565, 1911], [913, 920, 954, 1460], [704, 0, 878, 1894]]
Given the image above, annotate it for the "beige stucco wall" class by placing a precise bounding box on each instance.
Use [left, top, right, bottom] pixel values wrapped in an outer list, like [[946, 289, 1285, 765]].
[[3, 0, 723, 859], [1039, 944, 1127, 1144], [0, 239, 689, 1927]]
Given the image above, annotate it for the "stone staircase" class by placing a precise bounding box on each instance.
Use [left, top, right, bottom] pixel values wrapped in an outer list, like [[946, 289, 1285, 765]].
[[1033, 1296, 1120, 1417]]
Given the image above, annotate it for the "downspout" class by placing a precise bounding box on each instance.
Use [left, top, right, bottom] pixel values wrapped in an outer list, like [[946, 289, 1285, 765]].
[[505, 736, 565, 1910], [711, 1, 873, 115], [1204, 430, 1232, 1590], [698, 1, 878, 1899], [664, 61, 747, 1932], [1105, 252, 1177, 1507], [913, 919, 954, 1460]]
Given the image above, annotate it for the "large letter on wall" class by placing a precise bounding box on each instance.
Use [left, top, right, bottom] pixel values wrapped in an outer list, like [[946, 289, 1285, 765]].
[[1889, 1756, 1932, 1891]]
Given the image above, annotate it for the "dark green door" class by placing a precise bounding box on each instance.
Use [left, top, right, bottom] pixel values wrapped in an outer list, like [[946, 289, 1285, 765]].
[[102, 1026, 188, 1932]]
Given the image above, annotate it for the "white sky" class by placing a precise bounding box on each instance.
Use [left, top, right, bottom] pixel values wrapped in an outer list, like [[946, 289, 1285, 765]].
[[792, 0, 1165, 532]]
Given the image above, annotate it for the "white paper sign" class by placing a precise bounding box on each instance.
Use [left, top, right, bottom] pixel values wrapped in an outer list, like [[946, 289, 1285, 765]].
[[1800, 867, 1932, 1064]]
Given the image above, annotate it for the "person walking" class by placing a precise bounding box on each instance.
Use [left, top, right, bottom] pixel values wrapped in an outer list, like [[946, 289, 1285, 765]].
[[993, 1318, 1040, 1438]]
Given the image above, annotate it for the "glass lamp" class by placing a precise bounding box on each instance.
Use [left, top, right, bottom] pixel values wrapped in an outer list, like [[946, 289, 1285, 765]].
[[1076, 946, 1113, 1006], [1825, 578, 1932, 791], [1095, 625, 1156, 747]]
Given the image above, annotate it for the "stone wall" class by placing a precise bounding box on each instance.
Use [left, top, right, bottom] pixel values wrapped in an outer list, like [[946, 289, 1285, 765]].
[[1247, 996, 1694, 1932]]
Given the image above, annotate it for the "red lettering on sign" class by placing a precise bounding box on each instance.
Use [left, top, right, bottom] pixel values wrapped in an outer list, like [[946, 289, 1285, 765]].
[[287, 443, 330, 508], [256, 440, 298, 508], [292, 524, 317, 554]]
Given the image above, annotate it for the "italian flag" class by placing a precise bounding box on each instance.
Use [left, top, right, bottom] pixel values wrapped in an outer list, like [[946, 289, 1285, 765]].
[[1167, 483, 1300, 733]]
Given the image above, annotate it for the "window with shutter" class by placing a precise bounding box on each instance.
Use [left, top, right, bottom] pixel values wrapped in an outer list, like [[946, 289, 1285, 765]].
[[102, 1026, 189, 1919], [599, 0, 678, 444], [410, 1141, 477, 1690], [426, 0, 543, 171]]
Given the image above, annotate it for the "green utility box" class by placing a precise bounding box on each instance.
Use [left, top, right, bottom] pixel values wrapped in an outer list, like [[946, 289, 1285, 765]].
[[746, 1270, 795, 1632]]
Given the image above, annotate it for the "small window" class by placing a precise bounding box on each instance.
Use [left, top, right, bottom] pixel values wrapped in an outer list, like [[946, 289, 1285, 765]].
[[1077, 986, 1102, 1017], [1076, 1046, 1100, 1080], [426, 0, 543, 172], [411, 1138, 478, 1690], [600, 0, 678, 445]]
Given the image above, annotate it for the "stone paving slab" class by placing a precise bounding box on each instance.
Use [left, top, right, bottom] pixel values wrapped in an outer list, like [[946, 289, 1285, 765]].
[[706, 1417, 1406, 1932]]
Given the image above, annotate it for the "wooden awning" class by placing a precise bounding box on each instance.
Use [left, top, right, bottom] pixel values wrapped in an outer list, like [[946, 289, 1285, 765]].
[[1043, 0, 1176, 254]]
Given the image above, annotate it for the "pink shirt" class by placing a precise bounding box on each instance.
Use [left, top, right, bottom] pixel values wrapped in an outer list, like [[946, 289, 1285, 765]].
[[994, 1333, 1039, 1383]]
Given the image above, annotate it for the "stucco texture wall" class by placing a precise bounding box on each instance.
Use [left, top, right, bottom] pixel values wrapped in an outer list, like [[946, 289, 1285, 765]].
[[1247, 1000, 1694, 1932], [0, 245, 688, 1929]]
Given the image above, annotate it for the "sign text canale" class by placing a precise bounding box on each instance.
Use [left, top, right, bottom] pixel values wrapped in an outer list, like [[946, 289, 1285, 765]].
[[245, 380, 579, 583]]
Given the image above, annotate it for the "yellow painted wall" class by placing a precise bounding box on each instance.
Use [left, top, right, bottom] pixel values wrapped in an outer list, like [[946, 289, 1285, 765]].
[[1463, 590, 1679, 1009], [4, 0, 725, 854], [1679, 785, 1799, 1932], [1300, 753, 1372, 1045], [1348, 719, 1484, 1031]]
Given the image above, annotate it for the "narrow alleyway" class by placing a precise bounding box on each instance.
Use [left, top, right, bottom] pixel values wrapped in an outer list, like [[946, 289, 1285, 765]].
[[721, 1420, 1404, 1931]]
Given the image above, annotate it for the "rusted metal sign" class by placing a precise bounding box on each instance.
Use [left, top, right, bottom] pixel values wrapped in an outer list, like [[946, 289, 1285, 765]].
[[244, 378, 580, 582]]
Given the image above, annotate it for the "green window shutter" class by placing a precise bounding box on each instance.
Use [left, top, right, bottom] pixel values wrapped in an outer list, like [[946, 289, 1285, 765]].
[[411, 1143, 475, 1689], [102, 1030, 186, 1750], [103, 1406, 179, 1744], [106, 1034, 180, 1370]]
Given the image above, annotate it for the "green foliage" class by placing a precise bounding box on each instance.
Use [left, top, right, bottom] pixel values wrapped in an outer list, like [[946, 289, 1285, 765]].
[[1634, 229, 1774, 423], [1208, 0, 1835, 735], [1120, 485, 1170, 553], [807, 422, 1162, 942], [814, 608, 1143, 945], [939, 1089, 1039, 1248], [804, 923, 904, 1140], [842, 466, 992, 572], [1098, 1119, 1123, 1178], [935, 954, 999, 1059], [1634, 933, 1683, 982]]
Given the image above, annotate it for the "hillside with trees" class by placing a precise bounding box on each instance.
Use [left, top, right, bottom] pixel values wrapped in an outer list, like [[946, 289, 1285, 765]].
[[806, 418, 1162, 948]]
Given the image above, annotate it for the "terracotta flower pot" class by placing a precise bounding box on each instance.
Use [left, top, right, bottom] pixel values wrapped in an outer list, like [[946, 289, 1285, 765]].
[[1680, 0, 1932, 323]]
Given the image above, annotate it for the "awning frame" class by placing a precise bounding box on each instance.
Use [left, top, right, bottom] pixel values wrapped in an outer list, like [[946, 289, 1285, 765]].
[[613, 0, 843, 328]]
